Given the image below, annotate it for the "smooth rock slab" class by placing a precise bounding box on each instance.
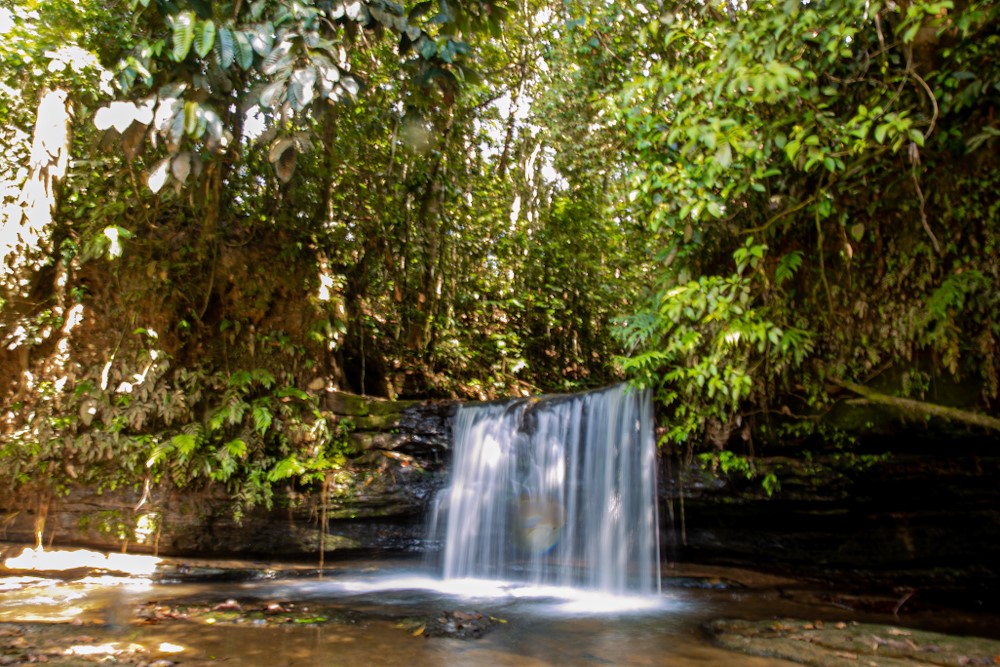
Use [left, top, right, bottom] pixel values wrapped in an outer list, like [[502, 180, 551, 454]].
[[706, 618, 1000, 667]]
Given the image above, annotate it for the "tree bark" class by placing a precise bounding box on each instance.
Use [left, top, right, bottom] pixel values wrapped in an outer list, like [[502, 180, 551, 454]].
[[830, 377, 1000, 432]]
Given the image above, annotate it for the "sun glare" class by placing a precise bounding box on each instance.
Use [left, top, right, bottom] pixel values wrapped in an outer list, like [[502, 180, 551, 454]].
[[3, 547, 161, 577]]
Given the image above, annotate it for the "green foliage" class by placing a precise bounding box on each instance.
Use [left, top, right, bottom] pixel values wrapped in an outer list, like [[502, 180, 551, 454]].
[[98, 0, 512, 188], [142, 360, 351, 517], [0, 327, 352, 520], [615, 0, 1000, 458], [617, 244, 813, 445], [5, 0, 1000, 512]]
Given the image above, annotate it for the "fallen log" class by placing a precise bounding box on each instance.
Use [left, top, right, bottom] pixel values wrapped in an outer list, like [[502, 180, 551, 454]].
[[829, 377, 1000, 433]]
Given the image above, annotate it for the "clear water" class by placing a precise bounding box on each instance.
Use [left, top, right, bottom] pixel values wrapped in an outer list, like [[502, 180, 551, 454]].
[[6, 558, 1000, 666], [0, 562, 784, 666], [430, 384, 660, 595]]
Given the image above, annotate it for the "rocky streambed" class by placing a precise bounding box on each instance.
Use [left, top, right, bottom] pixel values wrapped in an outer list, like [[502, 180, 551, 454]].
[[3, 546, 1000, 667]]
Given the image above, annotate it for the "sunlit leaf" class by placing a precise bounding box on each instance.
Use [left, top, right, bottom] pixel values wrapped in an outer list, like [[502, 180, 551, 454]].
[[259, 80, 286, 108], [171, 11, 196, 61], [340, 76, 359, 97], [194, 19, 216, 58], [289, 67, 317, 109], [148, 158, 170, 193], [262, 39, 291, 75], [171, 152, 191, 183], [275, 145, 297, 182]]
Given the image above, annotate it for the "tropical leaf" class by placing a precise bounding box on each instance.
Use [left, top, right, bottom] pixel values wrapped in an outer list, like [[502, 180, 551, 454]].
[[225, 438, 248, 459], [215, 26, 235, 68], [269, 138, 297, 182], [183, 100, 200, 136], [251, 369, 276, 387], [268, 456, 305, 482], [262, 39, 292, 75], [171, 10, 196, 61], [288, 67, 317, 110], [340, 76, 359, 97], [194, 19, 216, 58], [122, 122, 147, 162], [276, 148, 297, 182], [775, 250, 803, 287], [252, 405, 273, 434], [171, 152, 191, 183], [233, 30, 255, 69], [268, 137, 296, 164], [203, 109, 225, 149], [148, 158, 170, 193], [259, 80, 286, 108], [249, 22, 274, 57], [171, 433, 198, 456]]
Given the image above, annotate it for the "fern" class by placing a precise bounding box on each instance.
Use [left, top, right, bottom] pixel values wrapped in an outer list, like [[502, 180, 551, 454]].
[[774, 250, 803, 288], [252, 404, 273, 435]]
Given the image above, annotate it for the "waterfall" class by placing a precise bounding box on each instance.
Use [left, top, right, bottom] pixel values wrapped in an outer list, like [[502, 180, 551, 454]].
[[430, 383, 661, 595]]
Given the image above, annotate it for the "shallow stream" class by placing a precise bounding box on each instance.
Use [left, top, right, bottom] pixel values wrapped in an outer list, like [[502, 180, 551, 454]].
[[3, 556, 999, 666]]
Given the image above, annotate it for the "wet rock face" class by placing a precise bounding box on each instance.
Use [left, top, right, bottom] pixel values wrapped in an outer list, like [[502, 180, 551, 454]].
[[0, 393, 457, 558], [663, 440, 1000, 605]]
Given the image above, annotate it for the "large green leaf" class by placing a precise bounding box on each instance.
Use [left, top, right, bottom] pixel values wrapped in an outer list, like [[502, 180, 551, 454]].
[[171, 10, 196, 61], [215, 26, 235, 68], [233, 30, 254, 69], [193, 19, 216, 59]]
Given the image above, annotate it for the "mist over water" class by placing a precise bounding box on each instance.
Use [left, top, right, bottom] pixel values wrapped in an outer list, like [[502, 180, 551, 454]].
[[429, 383, 660, 596]]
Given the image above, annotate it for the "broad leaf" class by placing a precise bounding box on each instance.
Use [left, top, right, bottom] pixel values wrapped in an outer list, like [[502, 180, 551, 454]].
[[233, 30, 255, 69], [275, 145, 297, 182], [215, 26, 236, 68], [262, 39, 292, 75], [148, 159, 170, 193], [171, 152, 191, 183], [193, 19, 216, 58], [249, 23, 274, 57], [269, 137, 295, 163], [171, 11, 196, 61], [259, 80, 286, 108], [289, 67, 317, 110]]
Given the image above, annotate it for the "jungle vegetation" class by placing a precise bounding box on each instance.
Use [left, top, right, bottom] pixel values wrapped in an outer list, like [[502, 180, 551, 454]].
[[2, 0, 998, 522]]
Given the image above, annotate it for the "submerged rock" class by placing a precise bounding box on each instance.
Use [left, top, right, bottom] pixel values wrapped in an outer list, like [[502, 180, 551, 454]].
[[418, 610, 501, 639]]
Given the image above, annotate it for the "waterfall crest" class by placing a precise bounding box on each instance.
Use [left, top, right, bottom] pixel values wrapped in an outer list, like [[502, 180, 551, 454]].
[[430, 383, 660, 595]]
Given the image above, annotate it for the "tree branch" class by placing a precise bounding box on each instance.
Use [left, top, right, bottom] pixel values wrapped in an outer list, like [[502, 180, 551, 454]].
[[829, 377, 1000, 432]]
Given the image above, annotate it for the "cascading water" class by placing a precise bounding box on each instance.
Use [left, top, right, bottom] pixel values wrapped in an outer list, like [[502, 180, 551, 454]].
[[429, 383, 661, 596]]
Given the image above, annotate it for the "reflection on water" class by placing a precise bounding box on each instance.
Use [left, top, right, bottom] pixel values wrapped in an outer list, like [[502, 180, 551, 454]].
[[0, 561, 800, 666], [3, 560, 998, 666]]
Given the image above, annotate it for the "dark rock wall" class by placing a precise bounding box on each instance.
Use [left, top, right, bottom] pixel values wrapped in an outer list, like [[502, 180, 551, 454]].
[[663, 439, 1000, 601], [0, 392, 455, 557]]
